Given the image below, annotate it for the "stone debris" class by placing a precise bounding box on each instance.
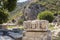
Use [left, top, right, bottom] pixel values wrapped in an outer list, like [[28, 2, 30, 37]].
[[0, 29, 23, 40], [53, 15, 60, 28], [0, 36, 14, 40]]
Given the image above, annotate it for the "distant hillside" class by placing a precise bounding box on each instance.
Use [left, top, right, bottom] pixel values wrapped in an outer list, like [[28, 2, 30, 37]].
[[23, 0, 60, 20], [8, 0, 60, 22], [8, 1, 30, 21], [9, 1, 30, 17]]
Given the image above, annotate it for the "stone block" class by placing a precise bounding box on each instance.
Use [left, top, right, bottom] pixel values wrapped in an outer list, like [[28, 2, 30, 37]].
[[39, 20, 49, 31], [23, 20, 32, 29], [31, 20, 37, 29]]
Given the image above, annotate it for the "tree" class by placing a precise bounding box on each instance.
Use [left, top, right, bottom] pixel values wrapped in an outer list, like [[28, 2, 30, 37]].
[[0, 0, 17, 24], [1, 0, 17, 12], [6, 0, 17, 12], [37, 11, 55, 22], [0, 9, 9, 24]]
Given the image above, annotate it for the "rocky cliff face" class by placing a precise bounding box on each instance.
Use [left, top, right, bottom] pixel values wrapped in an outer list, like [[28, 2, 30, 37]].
[[23, 3, 46, 20]]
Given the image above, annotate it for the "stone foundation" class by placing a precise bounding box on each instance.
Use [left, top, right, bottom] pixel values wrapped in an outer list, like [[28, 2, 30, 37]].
[[23, 31, 51, 40]]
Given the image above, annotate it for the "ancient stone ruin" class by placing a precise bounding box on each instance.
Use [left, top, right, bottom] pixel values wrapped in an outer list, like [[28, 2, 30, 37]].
[[23, 20, 52, 40], [53, 15, 60, 28]]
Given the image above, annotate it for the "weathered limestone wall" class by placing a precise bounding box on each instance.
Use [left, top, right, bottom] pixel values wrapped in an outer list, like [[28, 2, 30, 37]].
[[23, 20, 52, 40]]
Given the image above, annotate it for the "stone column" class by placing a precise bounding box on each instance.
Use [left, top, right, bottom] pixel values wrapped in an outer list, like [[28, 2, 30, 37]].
[[23, 20, 52, 40]]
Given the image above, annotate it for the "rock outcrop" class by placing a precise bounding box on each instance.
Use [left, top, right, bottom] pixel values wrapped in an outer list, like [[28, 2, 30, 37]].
[[23, 3, 46, 20]]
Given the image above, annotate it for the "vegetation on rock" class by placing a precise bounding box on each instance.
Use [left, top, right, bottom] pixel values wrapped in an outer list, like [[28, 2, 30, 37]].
[[37, 11, 54, 22], [38, 0, 60, 14], [18, 19, 24, 25]]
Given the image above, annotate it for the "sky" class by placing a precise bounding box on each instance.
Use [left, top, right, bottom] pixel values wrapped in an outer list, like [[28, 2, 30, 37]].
[[17, 0, 28, 2]]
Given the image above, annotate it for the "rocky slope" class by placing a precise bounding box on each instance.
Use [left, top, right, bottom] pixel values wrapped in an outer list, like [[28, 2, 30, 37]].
[[23, 1, 46, 20], [23, 0, 60, 20]]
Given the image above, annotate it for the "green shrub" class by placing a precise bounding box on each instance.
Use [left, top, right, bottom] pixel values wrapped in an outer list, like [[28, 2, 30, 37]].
[[37, 11, 54, 22], [18, 19, 24, 25], [58, 11, 60, 15]]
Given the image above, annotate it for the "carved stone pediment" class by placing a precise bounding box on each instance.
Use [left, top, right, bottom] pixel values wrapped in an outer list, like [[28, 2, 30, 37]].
[[23, 20, 49, 31]]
